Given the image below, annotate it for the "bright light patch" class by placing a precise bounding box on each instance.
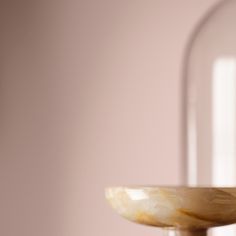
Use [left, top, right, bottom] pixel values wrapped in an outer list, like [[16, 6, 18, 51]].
[[125, 189, 148, 200], [212, 58, 236, 186], [212, 57, 236, 236]]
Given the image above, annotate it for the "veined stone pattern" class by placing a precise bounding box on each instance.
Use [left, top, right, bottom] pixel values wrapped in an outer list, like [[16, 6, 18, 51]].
[[105, 186, 236, 230]]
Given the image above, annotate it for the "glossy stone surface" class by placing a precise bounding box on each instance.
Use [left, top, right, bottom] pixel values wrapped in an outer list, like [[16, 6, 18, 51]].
[[105, 186, 236, 230]]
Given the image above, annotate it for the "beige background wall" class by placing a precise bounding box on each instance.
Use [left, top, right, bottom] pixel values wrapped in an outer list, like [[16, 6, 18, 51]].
[[0, 0, 219, 236]]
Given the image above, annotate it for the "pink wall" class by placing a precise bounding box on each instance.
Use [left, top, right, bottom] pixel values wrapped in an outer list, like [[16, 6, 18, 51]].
[[0, 1, 219, 236]]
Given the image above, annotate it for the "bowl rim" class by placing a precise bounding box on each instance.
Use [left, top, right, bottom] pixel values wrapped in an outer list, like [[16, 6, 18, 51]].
[[105, 185, 236, 189]]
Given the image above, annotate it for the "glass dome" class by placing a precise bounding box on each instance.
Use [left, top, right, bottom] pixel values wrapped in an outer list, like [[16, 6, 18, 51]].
[[184, 0, 236, 235]]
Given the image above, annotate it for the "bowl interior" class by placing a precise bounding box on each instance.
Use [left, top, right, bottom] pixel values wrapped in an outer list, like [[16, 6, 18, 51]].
[[105, 186, 236, 230]]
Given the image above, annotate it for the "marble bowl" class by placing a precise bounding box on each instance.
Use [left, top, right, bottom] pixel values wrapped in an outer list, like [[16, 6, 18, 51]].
[[105, 186, 236, 235]]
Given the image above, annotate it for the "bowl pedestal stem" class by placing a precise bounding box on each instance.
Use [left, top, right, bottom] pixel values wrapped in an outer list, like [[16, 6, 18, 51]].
[[165, 229, 207, 236]]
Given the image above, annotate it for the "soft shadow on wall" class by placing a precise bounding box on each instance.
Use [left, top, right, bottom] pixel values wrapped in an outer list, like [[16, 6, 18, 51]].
[[0, 1, 219, 236]]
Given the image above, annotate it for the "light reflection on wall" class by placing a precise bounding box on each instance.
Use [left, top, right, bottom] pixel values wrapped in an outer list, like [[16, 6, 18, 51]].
[[212, 57, 236, 236]]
